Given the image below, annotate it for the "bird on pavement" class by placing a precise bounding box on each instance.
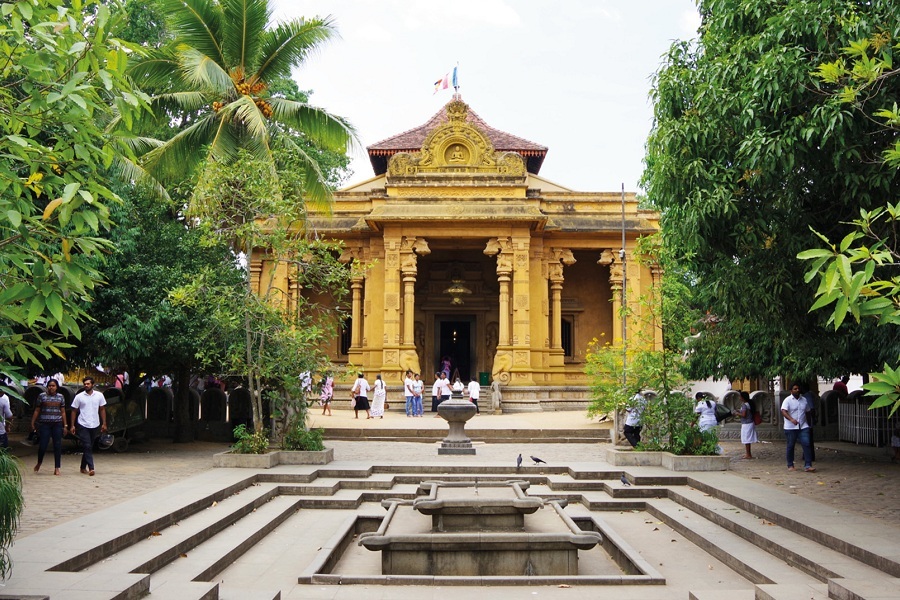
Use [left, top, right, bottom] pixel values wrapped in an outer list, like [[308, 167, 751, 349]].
[[620, 474, 631, 486], [531, 455, 546, 465], [516, 454, 523, 468]]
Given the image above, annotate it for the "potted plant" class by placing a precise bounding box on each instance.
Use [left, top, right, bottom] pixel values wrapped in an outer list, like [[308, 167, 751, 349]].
[[213, 424, 280, 468]]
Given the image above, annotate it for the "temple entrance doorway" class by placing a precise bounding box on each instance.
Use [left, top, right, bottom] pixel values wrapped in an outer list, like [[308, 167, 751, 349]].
[[436, 317, 473, 382]]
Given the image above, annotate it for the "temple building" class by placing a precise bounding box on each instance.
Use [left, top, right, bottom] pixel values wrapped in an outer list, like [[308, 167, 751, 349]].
[[260, 96, 660, 411]]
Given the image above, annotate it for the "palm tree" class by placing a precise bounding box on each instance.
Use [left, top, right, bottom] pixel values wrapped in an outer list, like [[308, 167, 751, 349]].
[[0, 451, 23, 580], [130, 0, 355, 205]]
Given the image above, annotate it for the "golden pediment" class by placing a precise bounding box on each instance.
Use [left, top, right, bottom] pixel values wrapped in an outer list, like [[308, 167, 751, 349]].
[[387, 99, 526, 178]]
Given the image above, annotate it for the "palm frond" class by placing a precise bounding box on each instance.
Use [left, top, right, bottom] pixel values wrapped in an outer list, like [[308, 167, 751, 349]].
[[141, 113, 222, 182], [128, 50, 184, 92], [0, 452, 23, 580], [224, 93, 270, 141], [158, 0, 226, 68], [275, 134, 334, 209], [221, 0, 271, 74], [254, 17, 337, 83], [150, 90, 212, 115], [268, 97, 356, 153], [110, 154, 172, 203], [178, 45, 235, 95]]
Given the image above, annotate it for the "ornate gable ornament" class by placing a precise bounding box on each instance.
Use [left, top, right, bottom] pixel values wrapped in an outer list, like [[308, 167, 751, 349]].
[[387, 99, 526, 179]]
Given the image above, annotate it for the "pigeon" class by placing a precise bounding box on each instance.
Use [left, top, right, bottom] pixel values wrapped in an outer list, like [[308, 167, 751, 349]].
[[620, 474, 632, 486], [531, 455, 546, 465], [598, 415, 609, 423], [516, 453, 523, 468]]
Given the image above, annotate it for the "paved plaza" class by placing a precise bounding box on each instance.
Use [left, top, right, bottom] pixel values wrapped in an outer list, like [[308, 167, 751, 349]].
[[3, 408, 899, 599]]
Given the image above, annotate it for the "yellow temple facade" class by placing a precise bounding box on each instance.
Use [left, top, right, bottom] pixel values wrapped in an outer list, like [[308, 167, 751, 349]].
[[261, 97, 660, 411]]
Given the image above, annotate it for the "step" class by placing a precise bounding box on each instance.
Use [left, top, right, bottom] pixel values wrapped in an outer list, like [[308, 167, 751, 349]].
[[146, 580, 218, 600], [756, 583, 829, 600], [646, 497, 822, 587], [216, 586, 280, 600], [153, 495, 301, 583], [90, 483, 282, 576], [828, 577, 900, 600], [668, 486, 891, 583]]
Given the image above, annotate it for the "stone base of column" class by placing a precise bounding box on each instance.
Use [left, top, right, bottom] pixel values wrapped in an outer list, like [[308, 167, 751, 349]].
[[438, 441, 476, 455]]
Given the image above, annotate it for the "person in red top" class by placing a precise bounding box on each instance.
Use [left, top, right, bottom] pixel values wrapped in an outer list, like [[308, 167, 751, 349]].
[[832, 376, 849, 396]]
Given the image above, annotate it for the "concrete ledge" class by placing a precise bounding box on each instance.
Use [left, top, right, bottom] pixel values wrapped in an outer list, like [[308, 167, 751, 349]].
[[278, 447, 334, 465], [605, 447, 728, 471], [214, 448, 334, 468]]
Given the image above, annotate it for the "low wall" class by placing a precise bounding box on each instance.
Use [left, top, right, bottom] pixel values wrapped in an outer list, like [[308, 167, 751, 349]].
[[605, 447, 729, 471]]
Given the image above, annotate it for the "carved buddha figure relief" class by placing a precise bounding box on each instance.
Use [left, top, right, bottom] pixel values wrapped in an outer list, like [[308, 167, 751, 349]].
[[446, 143, 469, 164]]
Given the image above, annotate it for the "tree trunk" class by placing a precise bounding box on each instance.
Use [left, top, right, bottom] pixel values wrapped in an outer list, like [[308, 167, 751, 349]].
[[173, 367, 195, 443]]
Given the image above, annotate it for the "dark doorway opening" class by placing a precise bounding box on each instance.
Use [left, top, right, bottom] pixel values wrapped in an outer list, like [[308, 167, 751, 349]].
[[438, 320, 472, 382]]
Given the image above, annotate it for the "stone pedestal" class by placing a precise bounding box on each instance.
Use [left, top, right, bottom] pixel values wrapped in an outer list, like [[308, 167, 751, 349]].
[[437, 397, 477, 455]]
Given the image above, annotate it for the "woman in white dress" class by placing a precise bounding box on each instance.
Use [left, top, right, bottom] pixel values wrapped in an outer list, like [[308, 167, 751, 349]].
[[693, 392, 719, 432], [370, 374, 386, 419], [736, 390, 758, 459]]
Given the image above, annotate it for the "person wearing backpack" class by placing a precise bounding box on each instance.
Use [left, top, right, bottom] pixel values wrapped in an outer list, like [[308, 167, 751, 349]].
[[735, 390, 758, 459], [694, 392, 718, 432]]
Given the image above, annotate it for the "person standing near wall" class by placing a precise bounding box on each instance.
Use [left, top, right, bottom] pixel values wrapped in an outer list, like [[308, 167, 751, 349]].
[[736, 390, 758, 459], [623, 391, 646, 447], [404, 370, 416, 418], [781, 384, 814, 473]]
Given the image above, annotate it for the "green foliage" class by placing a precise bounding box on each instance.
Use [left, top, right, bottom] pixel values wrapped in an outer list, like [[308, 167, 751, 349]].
[[171, 150, 352, 438], [640, 392, 719, 455], [644, 0, 900, 382], [800, 27, 900, 416], [282, 426, 324, 452], [0, 0, 151, 371], [130, 0, 356, 203], [231, 424, 270, 454], [0, 451, 24, 580]]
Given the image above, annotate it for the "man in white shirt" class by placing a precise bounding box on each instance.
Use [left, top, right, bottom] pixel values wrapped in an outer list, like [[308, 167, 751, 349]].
[[69, 377, 107, 476], [404, 370, 416, 417], [467, 379, 481, 414], [412, 373, 424, 417], [350, 373, 371, 420], [780, 384, 814, 472]]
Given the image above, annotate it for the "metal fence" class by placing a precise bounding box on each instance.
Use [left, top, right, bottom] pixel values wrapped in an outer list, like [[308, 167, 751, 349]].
[[838, 392, 899, 446]]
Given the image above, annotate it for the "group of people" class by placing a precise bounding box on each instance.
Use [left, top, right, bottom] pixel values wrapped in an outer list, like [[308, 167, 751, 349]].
[[623, 384, 833, 472], [26, 377, 108, 476], [329, 370, 483, 420]]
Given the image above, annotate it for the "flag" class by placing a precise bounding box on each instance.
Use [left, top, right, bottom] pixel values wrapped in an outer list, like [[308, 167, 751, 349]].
[[433, 66, 458, 94], [433, 72, 450, 94]]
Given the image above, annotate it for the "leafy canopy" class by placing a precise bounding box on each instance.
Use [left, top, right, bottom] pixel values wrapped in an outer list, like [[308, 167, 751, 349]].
[[644, 0, 900, 381], [130, 0, 356, 204], [0, 0, 150, 383]]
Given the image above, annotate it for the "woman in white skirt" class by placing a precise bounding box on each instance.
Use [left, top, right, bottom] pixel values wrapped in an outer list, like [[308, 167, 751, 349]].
[[736, 390, 758, 459], [370, 374, 386, 419]]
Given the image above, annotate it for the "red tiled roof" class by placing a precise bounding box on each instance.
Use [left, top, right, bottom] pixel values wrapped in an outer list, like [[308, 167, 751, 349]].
[[366, 98, 548, 175]]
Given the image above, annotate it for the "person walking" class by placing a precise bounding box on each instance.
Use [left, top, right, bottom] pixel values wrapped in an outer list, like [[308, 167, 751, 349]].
[[467, 378, 481, 414], [781, 384, 815, 472], [736, 390, 758, 459], [0, 388, 13, 449], [31, 379, 69, 475], [70, 377, 107, 476], [350, 373, 371, 419], [412, 373, 424, 417], [370, 375, 386, 419], [319, 373, 333, 416]]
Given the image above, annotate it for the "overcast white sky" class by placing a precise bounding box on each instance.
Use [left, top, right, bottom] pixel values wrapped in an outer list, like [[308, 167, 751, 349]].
[[271, 1, 701, 192]]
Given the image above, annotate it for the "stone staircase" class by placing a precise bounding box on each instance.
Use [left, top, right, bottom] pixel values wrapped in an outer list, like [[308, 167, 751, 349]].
[[4, 464, 899, 600]]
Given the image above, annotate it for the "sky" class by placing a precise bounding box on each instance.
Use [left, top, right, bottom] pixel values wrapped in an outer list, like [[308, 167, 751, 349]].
[[270, 1, 701, 193]]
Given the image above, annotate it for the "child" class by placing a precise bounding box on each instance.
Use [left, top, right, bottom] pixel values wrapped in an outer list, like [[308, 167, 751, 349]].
[[891, 426, 900, 463]]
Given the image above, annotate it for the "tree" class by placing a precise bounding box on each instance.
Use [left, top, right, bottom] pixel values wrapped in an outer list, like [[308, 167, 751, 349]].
[[0, 0, 149, 384], [171, 150, 351, 439], [800, 26, 900, 416], [643, 0, 900, 382], [68, 184, 241, 441], [129, 0, 355, 204]]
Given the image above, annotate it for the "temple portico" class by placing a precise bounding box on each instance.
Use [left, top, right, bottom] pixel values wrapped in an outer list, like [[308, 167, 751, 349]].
[[266, 96, 660, 410]]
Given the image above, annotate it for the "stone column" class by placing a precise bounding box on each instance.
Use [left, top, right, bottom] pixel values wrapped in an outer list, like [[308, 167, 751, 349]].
[[485, 238, 513, 384], [382, 237, 403, 374], [400, 237, 429, 375], [249, 258, 263, 296], [548, 248, 576, 353], [339, 247, 365, 351]]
